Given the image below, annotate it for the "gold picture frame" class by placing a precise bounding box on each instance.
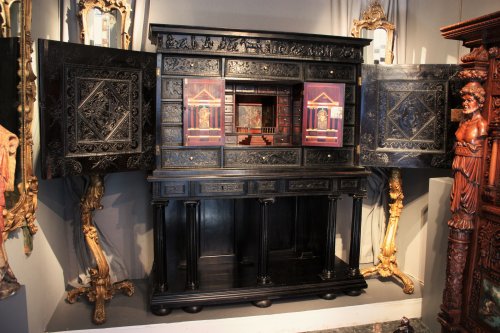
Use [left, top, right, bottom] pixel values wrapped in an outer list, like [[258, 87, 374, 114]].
[[78, 0, 132, 49], [351, 0, 395, 64]]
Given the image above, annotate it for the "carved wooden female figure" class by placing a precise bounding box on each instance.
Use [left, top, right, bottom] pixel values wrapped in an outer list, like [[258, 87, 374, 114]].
[[449, 81, 489, 229]]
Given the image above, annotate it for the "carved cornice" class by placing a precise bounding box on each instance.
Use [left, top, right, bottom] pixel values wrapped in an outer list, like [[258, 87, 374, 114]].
[[150, 25, 369, 63]]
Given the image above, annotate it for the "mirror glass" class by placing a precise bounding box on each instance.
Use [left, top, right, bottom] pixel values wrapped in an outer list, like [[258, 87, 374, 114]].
[[86, 8, 121, 48], [9, 1, 21, 37]]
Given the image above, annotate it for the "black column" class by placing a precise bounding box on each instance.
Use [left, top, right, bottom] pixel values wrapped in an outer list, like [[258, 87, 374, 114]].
[[153, 200, 168, 292], [321, 194, 340, 280], [257, 197, 275, 286], [151, 200, 171, 316], [184, 200, 200, 291], [349, 194, 363, 277]]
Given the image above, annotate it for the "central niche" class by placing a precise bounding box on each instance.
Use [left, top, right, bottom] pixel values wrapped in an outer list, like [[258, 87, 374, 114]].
[[225, 83, 294, 146]]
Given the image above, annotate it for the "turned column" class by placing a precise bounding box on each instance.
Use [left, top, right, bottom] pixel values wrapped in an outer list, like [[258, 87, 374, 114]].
[[151, 200, 171, 316], [183, 200, 202, 313], [349, 194, 364, 277], [321, 194, 340, 280]]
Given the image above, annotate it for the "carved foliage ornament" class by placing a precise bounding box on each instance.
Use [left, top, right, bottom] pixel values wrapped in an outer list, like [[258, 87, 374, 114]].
[[4, 0, 38, 248], [351, 0, 395, 64], [78, 0, 132, 49], [0, 0, 20, 37]]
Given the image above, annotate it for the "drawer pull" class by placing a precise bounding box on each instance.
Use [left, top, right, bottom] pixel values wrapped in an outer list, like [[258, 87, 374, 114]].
[[189, 156, 194, 161]]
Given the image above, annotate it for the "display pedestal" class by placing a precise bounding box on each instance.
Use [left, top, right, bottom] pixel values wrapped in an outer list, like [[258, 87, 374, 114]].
[[422, 177, 452, 333], [0, 285, 29, 333]]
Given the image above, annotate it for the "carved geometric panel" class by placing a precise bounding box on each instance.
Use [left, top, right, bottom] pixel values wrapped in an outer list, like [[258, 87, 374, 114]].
[[38, 40, 156, 178], [360, 64, 461, 168]]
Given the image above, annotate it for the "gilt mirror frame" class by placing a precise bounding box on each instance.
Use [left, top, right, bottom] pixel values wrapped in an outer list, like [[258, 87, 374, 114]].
[[351, 0, 395, 64], [77, 0, 132, 50], [0, 0, 20, 37], [3, 0, 38, 250]]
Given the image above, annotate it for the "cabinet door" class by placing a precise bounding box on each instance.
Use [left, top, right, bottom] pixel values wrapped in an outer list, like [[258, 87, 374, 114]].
[[38, 39, 156, 179], [302, 82, 345, 147], [183, 78, 225, 146]]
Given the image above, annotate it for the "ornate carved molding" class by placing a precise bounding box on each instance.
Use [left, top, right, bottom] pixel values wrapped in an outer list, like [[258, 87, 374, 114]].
[[78, 0, 132, 49]]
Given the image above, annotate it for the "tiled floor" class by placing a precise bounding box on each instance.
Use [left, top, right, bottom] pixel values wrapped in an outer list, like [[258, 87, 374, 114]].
[[303, 318, 432, 333]]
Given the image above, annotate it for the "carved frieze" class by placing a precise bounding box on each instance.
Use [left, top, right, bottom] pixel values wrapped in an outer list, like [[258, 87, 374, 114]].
[[200, 182, 245, 194], [163, 56, 221, 76], [223, 148, 301, 167], [153, 32, 364, 63], [225, 59, 301, 80]]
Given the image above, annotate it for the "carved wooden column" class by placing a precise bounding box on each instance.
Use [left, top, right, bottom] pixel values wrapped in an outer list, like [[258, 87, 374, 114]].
[[321, 195, 340, 280], [347, 193, 364, 296], [439, 13, 500, 331], [253, 197, 275, 308], [320, 194, 340, 300], [184, 200, 201, 313], [151, 200, 170, 316]]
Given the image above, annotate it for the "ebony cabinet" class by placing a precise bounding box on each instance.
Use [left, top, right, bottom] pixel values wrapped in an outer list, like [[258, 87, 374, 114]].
[[148, 24, 371, 314]]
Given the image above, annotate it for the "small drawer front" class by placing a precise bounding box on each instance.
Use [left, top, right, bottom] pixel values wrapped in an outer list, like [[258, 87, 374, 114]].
[[225, 59, 302, 80], [161, 126, 183, 145], [161, 79, 183, 99], [250, 180, 280, 194], [286, 179, 331, 193], [195, 181, 246, 196], [161, 103, 183, 124], [161, 149, 221, 168], [304, 148, 354, 166], [224, 148, 301, 168], [160, 181, 189, 197], [163, 56, 221, 76], [345, 85, 356, 104], [340, 178, 359, 191], [305, 63, 356, 82]]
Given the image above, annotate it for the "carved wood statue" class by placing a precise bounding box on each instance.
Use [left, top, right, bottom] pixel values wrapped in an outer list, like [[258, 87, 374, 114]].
[[449, 81, 488, 230], [0, 125, 19, 299]]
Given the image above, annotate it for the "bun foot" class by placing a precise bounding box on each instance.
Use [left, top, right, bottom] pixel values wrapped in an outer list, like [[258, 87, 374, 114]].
[[345, 289, 362, 296], [183, 305, 203, 313], [151, 305, 171, 316], [252, 299, 272, 308], [320, 293, 337, 300]]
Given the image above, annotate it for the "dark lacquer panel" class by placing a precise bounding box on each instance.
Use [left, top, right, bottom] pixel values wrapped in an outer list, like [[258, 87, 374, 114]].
[[360, 64, 461, 168], [38, 39, 156, 179]]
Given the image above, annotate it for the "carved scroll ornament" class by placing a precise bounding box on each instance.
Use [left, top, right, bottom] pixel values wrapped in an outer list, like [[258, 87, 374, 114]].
[[78, 0, 132, 49]]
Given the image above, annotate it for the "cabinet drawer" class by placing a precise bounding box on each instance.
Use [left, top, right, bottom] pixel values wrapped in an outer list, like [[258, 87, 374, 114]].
[[224, 148, 301, 168], [225, 59, 302, 80], [161, 102, 182, 124], [161, 126, 183, 145], [195, 180, 246, 196], [163, 56, 221, 76], [161, 148, 221, 168], [303, 148, 354, 166], [286, 179, 332, 193], [159, 181, 189, 197], [305, 63, 356, 82], [161, 79, 182, 99]]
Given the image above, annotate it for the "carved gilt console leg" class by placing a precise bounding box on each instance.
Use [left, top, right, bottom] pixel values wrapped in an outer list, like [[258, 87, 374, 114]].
[[361, 168, 414, 294], [66, 174, 134, 324]]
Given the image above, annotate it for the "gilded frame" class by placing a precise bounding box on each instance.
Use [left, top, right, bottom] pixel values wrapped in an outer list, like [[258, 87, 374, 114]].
[[3, 0, 38, 250], [77, 0, 132, 49], [351, 0, 395, 64], [0, 0, 20, 37]]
